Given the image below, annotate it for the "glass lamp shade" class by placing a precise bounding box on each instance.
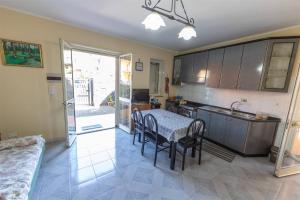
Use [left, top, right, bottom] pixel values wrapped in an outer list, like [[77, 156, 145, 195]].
[[142, 12, 166, 31], [178, 26, 197, 40]]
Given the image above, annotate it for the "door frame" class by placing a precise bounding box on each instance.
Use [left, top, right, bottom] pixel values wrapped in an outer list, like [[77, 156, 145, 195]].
[[275, 63, 300, 177], [60, 39, 126, 139], [117, 53, 133, 133]]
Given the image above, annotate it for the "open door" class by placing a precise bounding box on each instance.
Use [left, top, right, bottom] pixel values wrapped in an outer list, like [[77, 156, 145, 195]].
[[60, 39, 77, 147], [275, 65, 300, 177], [117, 54, 132, 132]]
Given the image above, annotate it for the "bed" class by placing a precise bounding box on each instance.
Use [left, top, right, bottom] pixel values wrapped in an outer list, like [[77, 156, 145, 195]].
[[0, 135, 45, 200]]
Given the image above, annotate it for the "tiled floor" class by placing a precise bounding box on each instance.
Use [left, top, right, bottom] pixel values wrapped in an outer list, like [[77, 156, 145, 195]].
[[32, 128, 300, 200]]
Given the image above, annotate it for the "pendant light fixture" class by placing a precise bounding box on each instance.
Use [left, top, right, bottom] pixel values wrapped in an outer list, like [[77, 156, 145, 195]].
[[142, 0, 196, 40], [142, 12, 166, 30], [178, 25, 197, 40]]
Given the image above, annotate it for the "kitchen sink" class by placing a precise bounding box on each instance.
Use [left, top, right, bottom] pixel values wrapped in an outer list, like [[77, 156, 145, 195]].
[[230, 112, 256, 120], [201, 106, 256, 120]]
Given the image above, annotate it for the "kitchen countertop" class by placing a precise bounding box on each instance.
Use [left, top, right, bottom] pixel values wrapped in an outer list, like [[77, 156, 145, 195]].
[[166, 99, 281, 123]]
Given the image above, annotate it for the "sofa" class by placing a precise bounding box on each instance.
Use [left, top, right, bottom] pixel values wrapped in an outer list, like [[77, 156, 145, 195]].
[[0, 135, 45, 200]]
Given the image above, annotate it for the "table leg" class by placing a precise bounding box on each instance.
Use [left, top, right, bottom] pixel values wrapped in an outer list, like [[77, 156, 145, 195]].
[[170, 142, 177, 170]]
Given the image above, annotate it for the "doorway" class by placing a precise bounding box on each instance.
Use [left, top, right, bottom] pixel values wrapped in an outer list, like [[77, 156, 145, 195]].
[[61, 39, 133, 147], [72, 50, 116, 133]]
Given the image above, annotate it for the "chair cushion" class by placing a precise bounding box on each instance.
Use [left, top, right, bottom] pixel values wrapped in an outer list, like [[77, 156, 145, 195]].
[[178, 136, 196, 148], [144, 131, 168, 145]]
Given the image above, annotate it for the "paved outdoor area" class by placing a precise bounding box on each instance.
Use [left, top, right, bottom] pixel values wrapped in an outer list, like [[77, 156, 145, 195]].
[[76, 105, 115, 133]]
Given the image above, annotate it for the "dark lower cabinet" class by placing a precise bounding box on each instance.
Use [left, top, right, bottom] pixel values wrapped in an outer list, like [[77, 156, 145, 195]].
[[197, 110, 211, 138], [197, 108, 278, 155], [224, 117, 249, 152], [208, 114, 227, 144]]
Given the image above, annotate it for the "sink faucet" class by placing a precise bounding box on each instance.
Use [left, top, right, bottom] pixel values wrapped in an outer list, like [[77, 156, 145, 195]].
[[230, 101, 240, 112]]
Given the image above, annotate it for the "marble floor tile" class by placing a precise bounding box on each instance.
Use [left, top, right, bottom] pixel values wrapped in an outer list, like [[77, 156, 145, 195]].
[[31, 128, 300, 200]]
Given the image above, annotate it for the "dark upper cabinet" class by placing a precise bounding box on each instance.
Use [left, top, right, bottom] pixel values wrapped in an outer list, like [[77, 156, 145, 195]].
[[193, 51, 208, 84], [181, 54, 194, 83], [261, 39, 299, 92], [237, 41, 268, 90], [173, 37, 299, 92], [206, 48, 225, 88], [219, 45, 244, 89], [172, 56, 182, 85]]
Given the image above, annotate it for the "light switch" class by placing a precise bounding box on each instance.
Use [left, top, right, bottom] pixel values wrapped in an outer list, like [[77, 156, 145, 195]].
[[48, 86, 56, 96]]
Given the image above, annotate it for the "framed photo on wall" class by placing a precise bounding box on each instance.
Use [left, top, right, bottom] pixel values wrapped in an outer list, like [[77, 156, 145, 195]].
[[135, 61, 143, 71], [0, 39, 43, 68]]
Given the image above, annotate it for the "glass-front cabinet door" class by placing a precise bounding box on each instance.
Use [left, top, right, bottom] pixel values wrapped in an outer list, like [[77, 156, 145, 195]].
[[262, 39, 299, 92], [118, 54, 132, 133]]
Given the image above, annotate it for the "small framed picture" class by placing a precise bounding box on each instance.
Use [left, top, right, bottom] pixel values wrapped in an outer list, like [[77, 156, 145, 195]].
[[0, 39, 43, 68], [135, 61, 143, 71]]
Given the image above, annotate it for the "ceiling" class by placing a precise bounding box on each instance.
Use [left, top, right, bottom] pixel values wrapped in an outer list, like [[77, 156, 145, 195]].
[[1, 0, 300, 51]]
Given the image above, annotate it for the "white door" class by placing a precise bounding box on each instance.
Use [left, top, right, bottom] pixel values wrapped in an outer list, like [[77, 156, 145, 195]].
[[117, 54, 132, 133], [60, 39, 77, 147], [275, 66, 300, 177]]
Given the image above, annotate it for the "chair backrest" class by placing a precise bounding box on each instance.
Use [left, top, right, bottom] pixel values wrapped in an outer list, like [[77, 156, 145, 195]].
[[178, 107, 191, 118], [132, 108, 143, 130], [167, 106, 178, 113], [186, 119, 206, 140], [143, 113, 158, 139]]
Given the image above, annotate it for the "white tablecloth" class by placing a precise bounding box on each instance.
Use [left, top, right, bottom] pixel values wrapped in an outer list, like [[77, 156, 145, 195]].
[[142, 109, 193, 142]]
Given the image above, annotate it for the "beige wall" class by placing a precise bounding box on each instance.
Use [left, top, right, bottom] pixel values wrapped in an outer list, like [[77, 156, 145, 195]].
[[176, 26, 300, 147], [0, 7, 176, 141]]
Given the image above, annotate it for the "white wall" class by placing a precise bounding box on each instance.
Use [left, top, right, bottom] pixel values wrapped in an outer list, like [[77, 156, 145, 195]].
[[0, 7, 175, 141]]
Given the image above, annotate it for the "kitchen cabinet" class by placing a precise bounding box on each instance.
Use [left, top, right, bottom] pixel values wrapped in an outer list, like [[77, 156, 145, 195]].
[[198, 107, 279, 155], [197, 109, 211, 138], [193, 51, 208, 84], [173, 37, 299, 92], [237, 41, 268, 90], [206, 48, 225, 88], [219, 45, 244, 89], [208, 113, 226, 144], [181, 54, 194, 83], [261, 39, 299, 92], [224, 117, 249, 152], [172, 56, 182, 85]]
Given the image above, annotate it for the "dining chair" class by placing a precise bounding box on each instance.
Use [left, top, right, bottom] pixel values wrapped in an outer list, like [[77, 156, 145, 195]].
[[167, 105, 178, 113], [141, 113, 171, 166], [176, 119, 206, 170], [177, 107, 191, 118], [132, 108, 143, 145]]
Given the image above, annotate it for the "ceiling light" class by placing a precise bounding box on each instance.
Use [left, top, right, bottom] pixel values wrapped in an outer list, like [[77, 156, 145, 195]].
[[178, 26, 197, 40], [141, 0, 197, 39], [142, 12, 166, 31]]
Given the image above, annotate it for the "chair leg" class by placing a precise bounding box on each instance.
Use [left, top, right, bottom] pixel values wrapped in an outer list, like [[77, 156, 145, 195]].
[[138, 132, 141, 143], [133, 132, 136, 145], [182, 148, 187, 171], [141, 134, 145, 156], [198, 144, 202, 165], [169, 142, 172, 158], [154, 143, 158, 167]]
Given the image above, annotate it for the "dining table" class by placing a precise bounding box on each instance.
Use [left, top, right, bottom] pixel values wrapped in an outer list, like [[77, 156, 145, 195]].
[[141, 109, 194, 170]]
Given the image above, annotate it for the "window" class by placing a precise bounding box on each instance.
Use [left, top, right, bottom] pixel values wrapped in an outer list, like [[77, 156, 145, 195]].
[[149, 60, 164, 95]]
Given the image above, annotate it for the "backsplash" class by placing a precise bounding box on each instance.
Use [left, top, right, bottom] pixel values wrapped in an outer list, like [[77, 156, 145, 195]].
[[176, 84, 293, 146]]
